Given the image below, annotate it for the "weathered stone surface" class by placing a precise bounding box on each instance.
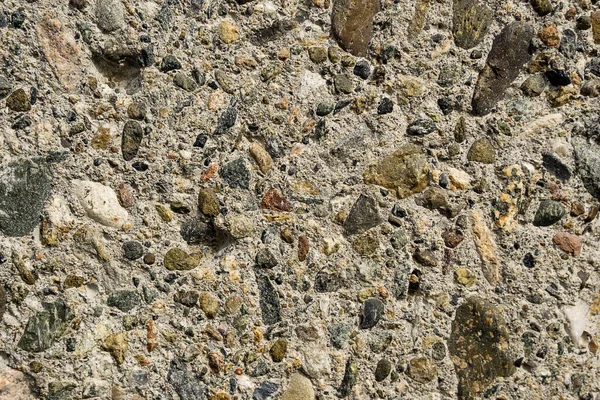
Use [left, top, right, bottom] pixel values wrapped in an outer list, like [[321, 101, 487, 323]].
[[364, 144, 430, 198], [533, 200, 565, 226], [96, 0, 125, 32], [331, 0, 380, 57], [164, 248, 203, 271], [220, 158, 251, 189], [0, 159, 52, 237], [472, 22, 534, 116], [18, 299, 74, 352], [256, 274, 282, 325], [452, 0, 493, 49], [344, 194, 382, 236], [467, 138, 496, 164], [167, 357, 205, 400], [471, 210, 500, 285], [552, 232, 582, 256], [282, 373, 314, 400], [121, 121, 143, 161], [359, 298, 384, 329], [107, 290, 141, 312], [407, 357, 437, 383], [449, 297, 515, 400], [101, 332, 128, 365], [573, 138, 600, 200], [73, 180, 129, 228]]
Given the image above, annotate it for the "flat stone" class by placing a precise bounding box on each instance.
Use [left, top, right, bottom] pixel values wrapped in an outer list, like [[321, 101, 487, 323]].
[[164, 248, 203, 271], [73, 180, 129, 228], [374, 358, 392, 382], [107, 290, 141, 312], [174, 290, 200, 307], [467, 138, 496, 164], [364, 144, 430, 199], [256, 248, 279, 268], [198, 189, 220, 217], [533, 200, 565, 226], [101, 332, 128, 365], [331, 0, 380, 57], [407, 357, 437, 383], [167, 357, 205, 400], [256, 274, 282, 325], [472, 22, 534, 116], [282, 373, 314, 400], [5, 88, 31, 112], [18, 299, 74, 352], [573, 138, 600, 200], [452, 0, 493, 49], [96, 0, 125, 32], [121, 121, 143, 161], [343, 194, 382, 236], [122, 241, 144, 260], [406, 117, 437, 136], [173, 73, 197, 92], [0, 159, 52, 237], [359, 298, 384, 329], [542, 152, 571, 182], [552, 232, 582, 256], [261, 189, 291, 212], [448, 297, 515, 400]]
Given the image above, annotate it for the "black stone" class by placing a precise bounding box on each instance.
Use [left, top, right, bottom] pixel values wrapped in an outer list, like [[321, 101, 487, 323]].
[[353, 60, 371, 80], [174, 290, 199, 307], [0, 159, 52, 237], [545, 69, 571, 86], [316, 102, 334, 116], [359, 298, 384, 329], [407, 118, 437, 136], [167, 357, 205, 400], [533, 200, 565, 227], [193, 134, 208, 148], [314, 271, 341, 293], [17, 299, 74, 352], [160, 55, 182, 72], [11, 10, 26, 29], [220, 158, 250, 189], [12, 114, 31, 130], [107, 290, 141, 312], [344, 194, 382, 236], [121, 120, 143, 161], [338, 357, 358, 398], [437, 97, 453, 115], [523, 253, 535, 268], [123, 241, 144, 260], [559, 29, 577, 59], [140, 45, 155, 67], [132, 161, 149, 171], [180, 218, 214, 245], [377, 98, 393, 115], [256, 274, 282, 325], [542, 152, 571, 182], [333, 99, 353, 115]]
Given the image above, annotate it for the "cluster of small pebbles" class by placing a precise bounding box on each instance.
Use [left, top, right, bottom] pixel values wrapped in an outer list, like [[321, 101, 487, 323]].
[[1, 0, 600, 399]]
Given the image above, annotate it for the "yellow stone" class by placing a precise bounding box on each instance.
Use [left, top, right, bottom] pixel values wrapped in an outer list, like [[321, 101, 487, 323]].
[[218, 21, 239, 44]]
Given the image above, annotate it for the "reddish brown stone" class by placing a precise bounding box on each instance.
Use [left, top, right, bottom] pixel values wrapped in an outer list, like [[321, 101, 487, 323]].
[[208, 352, 224, 373], [298, 235, 309, 261], [117, 183, 135, 208], [331, 0, 380, 57], [261, 189, 292, 212], [552, 232, 582, 256], [442, 230, 464, 249]]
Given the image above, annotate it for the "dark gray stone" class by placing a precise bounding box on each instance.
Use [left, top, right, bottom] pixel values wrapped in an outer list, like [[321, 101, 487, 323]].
[[173, 73, 197, 92], [533, 200, 565, 227], [521, 74, 546, 97], [334, 74, 354, 94], [160, 55, 182, 72], [256, 274, 282, 325], [353, 60, 371, 80], [452, 0, 493, 49], [472, 22, 534, 116], [359, 298, 384, 329], [315, 271, 342, 293], [574, 138, 600, 200], [407, 118, 437, 136], [542, 152, 572, 182], [167, 357, 205, 400], [107, 290, 141, 312], [338, 356, 358, 397], [174, 290, 200, 307], [253, 381, 280, 400], [214, 97, 238, 135], [374, 358, 392, 382], [344, 194, 382, 236], [121, 120, 143, 161], [17, 299, 74, 352], [328, 323, 351, 349], [220, 158, 250, 189], [316, 102, 335, 116], [48, 381, 76, 400], [559, 29, 577, 59], [0, 75, 11, 99], [255, 248, 279, 268], [0, 159, 52, 237], [122, 241, 144, 260], [448, 297, 514, 400]]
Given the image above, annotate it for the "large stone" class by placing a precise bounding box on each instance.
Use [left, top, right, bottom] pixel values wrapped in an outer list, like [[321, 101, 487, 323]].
[[472, 22, 534, 116], [0, 159, 52, 237], [96, 0, 125, 32], [107, 290, 141, 312], [220, 158, 251, 190], [167, 357, 205, 400], [5, 88, 31, 112], [121, 121, 143, 161], [18, 299, 74, 352], [331, 0, 380, 57], [102, 332, 128, 365], [364, 144, 430, 198], [533, 200, 565, 227], [282, 373, 314, 400], [164, 248, 203, 271], [256, 273, 282, 325], [452, 0, 493, 49], [343, 194, 382, 236], [73, 180, 129, 228], [573, 138, 600, 200], [448, 297, 515, 400]]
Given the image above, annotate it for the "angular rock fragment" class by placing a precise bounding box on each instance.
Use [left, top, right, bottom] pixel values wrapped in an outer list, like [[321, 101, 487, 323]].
[[121, 121, 143, 161], [256, 274, 282, 325], [359, 298, 384, 329], [542, 152, 571, 182], [364, 144, 430, 199], [533, 200, 565, 226], [18, 299, 74, 352], [471, 210, 500, 285], [343, 194, 382, 236], [452, 0, 493, 49], [331, 0, 380, 57], [102, 332, 128, 365], [220, 158, 251, 189], [107, 290, 141, 312], [472, 22, 534, 116], [552, 232, 582, 256], [167, 357, 205, 400], [0, 159, 52, 237], [449, 297, 514, 400], [573, 138, 600, 200]]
